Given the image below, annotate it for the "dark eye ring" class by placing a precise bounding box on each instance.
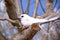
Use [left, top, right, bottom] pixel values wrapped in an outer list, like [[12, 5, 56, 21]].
[[21, 16, 24, 17]]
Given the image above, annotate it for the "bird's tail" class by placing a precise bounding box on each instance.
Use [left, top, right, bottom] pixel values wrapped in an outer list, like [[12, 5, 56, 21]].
[[41, 16, 59, 24], [48, 16, 59, 22]]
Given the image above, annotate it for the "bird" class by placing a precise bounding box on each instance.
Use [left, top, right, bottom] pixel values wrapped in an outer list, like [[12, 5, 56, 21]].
[[17, 14, 59, 28]]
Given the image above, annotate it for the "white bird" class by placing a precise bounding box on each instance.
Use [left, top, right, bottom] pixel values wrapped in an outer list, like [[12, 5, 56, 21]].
[[18, 14, 59, 28]]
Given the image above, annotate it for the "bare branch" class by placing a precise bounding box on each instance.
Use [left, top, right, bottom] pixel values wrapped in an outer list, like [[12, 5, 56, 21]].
[[53, 0, 57, 9], [0, 18, 23, 32], [36, 13, 51, 18], [46, 0, 53, 13], [36, 0, 53, 18], [14, 0, 21, 17], [56, 6, 60, 13], [0, 18, 20, 26], [20, 0, 24, 13], [5, 0, 18, 19], [39, 0, 45, 13], [0, 18, 16, 23], [25, 0, 30, 14], [33, 0, 39, 18]]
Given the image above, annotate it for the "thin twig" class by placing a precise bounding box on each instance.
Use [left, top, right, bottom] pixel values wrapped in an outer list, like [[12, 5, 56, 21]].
[[39, 0, 45, 13], [33, 0, 39, 18], [25, 0, 30, 14], [53, 0, 57, 9], [20, 0, 24, 13]]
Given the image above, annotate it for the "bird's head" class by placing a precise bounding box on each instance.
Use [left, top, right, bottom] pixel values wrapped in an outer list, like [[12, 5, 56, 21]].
[[17, 14, 30, 21]]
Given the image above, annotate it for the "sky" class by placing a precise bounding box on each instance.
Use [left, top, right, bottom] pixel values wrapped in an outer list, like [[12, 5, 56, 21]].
[[18, 0, 46, 16], [18, 0, 60, 16]]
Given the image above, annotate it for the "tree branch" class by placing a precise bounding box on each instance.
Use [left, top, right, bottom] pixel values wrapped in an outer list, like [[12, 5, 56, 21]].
[[36, 0, 54, 18], [25, 0, 30, 14], [46, 0, 53, 13], [14, 0, 21, 17], [20, 0, 24, 13], [39, 0, 45, 13], [53, 0, 57, 9], [0, 18, 24, 32], [14, 23, 40, 40], [5, 0, 18, 20], [0, 18, 15, 23], [33, 0, 39, 18]]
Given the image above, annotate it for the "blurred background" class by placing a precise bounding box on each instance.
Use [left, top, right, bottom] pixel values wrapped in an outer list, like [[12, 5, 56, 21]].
[[0, 0, 60, 40]]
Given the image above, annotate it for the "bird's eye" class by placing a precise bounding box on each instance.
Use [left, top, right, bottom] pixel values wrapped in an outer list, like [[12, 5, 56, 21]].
[[21, 16, 24, 17]]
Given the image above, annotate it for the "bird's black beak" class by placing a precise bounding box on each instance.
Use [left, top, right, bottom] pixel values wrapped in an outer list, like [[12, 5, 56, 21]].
[[17, 18, 21, 21]]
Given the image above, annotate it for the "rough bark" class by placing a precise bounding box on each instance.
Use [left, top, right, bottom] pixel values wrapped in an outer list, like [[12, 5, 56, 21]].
[[5, 0, 18, 19], [14, 0, 21, 17]]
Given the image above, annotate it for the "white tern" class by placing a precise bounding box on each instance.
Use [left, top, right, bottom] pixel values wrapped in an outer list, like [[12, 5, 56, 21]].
[[18, 14, 59, 28]]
